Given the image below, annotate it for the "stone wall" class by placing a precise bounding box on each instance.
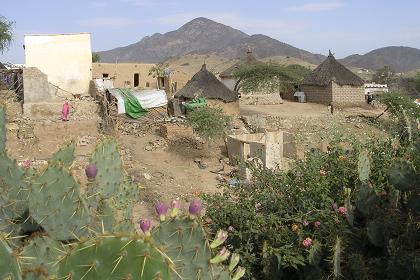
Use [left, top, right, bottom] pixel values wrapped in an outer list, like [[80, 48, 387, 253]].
[[301, 84, 332, 105], [331, 82, 365, 106]]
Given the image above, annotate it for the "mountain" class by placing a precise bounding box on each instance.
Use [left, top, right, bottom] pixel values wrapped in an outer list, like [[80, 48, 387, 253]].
[[340, 46, 420, 73], [97, 17, 324, 65]]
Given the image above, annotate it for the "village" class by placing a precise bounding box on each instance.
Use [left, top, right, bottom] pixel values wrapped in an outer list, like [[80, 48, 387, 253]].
[[0, 4, 419, 280], [0, 32, 392, 216]]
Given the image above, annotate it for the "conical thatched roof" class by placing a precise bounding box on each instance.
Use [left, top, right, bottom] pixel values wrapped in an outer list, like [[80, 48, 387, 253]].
[[219, 48, 259, 78], [302, 51, 364, 87], [175, 64, 238, 102]]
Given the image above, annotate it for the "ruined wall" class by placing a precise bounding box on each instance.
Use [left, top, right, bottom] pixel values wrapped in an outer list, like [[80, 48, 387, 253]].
[[92, 63, 158, 89], [24, 33, 92, 96], [301, 84, 333, 105], [331, 82, 365, 106]]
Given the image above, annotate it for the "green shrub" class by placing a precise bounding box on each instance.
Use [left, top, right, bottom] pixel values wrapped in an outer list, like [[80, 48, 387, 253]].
[[186, 106, 231, 140], [203, 136, 418, 279]]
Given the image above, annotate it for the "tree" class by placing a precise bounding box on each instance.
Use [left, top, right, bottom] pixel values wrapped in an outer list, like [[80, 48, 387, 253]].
[[148, 64, 165, 89], [372, 66, 395, 85], [0, 16, 14, 53], [92, 52, 100, 63], [233, 63, 310, 94]]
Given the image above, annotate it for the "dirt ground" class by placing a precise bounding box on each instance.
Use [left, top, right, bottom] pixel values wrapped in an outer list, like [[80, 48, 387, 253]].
[[1, 90, 388, 221]]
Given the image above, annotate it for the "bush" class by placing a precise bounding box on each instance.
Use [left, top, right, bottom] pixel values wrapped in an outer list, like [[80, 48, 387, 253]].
[[186, 105, 231, 140], [203, 135, 418, 279]]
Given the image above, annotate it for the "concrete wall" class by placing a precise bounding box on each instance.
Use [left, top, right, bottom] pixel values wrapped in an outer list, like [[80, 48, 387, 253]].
[[92, 63, 158, 89], [301, 84, 333, 105], [24, 33, 92, 96], [227, 131, 283, 176], [331, 82, 365, 106]]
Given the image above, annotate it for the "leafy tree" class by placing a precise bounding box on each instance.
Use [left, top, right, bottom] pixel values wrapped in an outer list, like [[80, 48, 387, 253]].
[[233, 63, 310, 94], [92, 52, 100, 63], [372, 66, 395, 85], [0, 16, 14, 53], [186, 106, 231, 140], [148, 64, 165, 89]]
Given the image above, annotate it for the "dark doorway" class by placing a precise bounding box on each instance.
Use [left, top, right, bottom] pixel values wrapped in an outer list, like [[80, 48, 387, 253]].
[[134, 73, 139, 87], [102, 73, 109, 78]]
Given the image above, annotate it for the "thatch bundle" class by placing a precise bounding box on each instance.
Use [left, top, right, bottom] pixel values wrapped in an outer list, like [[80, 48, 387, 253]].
[[174, 64, 238, 102], [302, 51, 364, 87]]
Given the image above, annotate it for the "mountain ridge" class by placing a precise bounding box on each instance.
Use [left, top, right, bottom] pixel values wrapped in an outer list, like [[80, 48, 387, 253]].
[[97, 17, 420, 73]]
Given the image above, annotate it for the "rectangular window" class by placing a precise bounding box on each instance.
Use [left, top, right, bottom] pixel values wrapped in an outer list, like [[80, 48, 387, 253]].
[[102, 73, 109, 78]]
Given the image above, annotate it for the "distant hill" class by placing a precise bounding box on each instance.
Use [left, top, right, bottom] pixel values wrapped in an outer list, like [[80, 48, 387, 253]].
[[97, 17, 325, 65], [340, 46, 420, 73]]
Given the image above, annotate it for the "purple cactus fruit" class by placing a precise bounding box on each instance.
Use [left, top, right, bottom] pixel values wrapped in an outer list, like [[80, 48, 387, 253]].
[[189, 199, 203, 218], [85, 164, 98, 181], [314, 221, 321, 228], [139, 219, 151, 236], [332, 203, 338, 212], [155, 202, 168, 221]]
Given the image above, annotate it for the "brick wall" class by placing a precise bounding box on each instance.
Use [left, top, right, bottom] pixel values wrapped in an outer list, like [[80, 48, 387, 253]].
[[331, 82, 365, 106], [301, 84, 332, 105]]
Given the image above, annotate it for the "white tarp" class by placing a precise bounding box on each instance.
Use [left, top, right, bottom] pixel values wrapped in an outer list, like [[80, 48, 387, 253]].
[[108, 89, 168, 114]]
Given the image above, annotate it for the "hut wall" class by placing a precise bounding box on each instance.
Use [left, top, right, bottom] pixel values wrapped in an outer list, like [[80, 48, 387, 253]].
[[207, 99, 239, 115], [301, 84, 332, 105], [331, 82, 365, 106]]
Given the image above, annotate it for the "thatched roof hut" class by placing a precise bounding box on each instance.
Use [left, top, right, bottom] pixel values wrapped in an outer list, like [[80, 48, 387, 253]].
[[174, 64, 238, 102], [219, 49, 259, 78], [302, 51, 364, 87]]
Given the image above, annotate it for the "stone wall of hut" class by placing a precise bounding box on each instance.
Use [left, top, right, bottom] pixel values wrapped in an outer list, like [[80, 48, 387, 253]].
[[301, 84, 333, 104], [331, 82, 365, 106]]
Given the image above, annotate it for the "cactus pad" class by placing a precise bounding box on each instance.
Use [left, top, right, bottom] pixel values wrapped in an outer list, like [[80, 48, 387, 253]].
[[0, 106, 6, 153], [50, 140, 75, 168], [389, 162, 418, 191], [90, 139, 123, 197], [152, 217, 231, 280], [0, 234, 22, 280], [0, 153, 31, 224], [29, 165, 91, 240], [58, 235, 171, 280], [357, 150, 370, 182], [19, 235, 65, 276]]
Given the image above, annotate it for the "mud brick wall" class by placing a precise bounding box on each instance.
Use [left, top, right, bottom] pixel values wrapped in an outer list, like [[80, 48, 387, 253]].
[[331, 82, 365, 106], [301, 84, 333, 105]]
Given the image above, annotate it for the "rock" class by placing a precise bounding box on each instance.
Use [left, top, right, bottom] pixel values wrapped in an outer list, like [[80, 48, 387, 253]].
[[145, 145, 153, 151], [143, 173, 152, 180]]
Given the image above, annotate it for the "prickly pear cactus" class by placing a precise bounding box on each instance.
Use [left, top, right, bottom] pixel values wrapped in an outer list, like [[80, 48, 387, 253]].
[[29, 165, 91, 240], [0, 106, 6, 153], [0, 153, 31, 226], [388, 161, 418, 191], [0, 234, 22, 280], [357, 150, 370, 182], [57, 235, 171, 280], [50, 140, 75, 168], [90, 139, 123, 197], [19, 235, 65, 276], [152, 217, 231, 280]]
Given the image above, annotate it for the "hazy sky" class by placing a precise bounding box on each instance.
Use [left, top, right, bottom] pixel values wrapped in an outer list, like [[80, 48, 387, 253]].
[[1, 0, 419, 63]]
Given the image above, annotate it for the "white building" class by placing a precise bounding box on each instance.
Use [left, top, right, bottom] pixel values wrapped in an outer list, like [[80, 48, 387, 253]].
[[364, 83, 388, 96], [24, 33, 92, 96]]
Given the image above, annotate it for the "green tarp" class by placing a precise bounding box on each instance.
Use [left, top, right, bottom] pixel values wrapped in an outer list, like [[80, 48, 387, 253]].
[[183, 97, 207, 111], [118, 88, 148, 119]]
